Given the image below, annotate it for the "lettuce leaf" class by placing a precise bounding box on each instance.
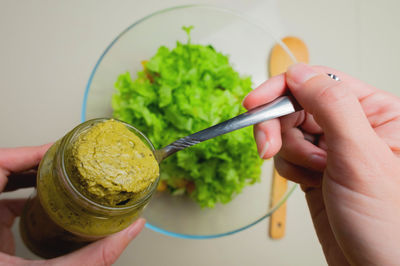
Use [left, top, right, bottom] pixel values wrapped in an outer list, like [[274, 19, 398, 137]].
[[112, 27, 263, 208]]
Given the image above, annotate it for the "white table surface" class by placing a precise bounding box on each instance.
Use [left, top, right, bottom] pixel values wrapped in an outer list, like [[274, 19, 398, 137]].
[[1, 0, 399, 265]]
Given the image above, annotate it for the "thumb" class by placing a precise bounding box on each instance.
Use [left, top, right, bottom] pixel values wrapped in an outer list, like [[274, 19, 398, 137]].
[[49, 218, 146, 266], [286, 63, 377, 149]]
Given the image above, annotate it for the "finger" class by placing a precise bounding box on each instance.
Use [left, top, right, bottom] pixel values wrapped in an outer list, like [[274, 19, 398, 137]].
[[279, 110, 322, 135], [0, 144, 52, 174], [242, 74, 287, 110], [0, 199, 27, 229], [355, 89, 400, 156], [50, 218, 146, 266], [312, 65, 378, 98], [0, 144, 51, 191], [279, 128, 327, 171], [286, 63, 382, 151], [318, 134, 328, 151], [298, 113, 322, 134], [274, 155, 322, 187], [375, 122, 400, 157], [0, 253, 30, 265], [3, 199, 27, 218], [359, 89, 400, 127], [4, 170, 37, 192], [253, 119, 282, 159], [243, 64, 378, 112]]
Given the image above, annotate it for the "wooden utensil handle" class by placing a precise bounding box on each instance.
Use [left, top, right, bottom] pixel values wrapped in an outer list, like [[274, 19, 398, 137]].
[[269, 167, 287, 239]]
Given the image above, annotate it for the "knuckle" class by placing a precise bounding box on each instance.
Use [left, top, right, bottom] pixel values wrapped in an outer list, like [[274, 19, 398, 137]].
[[274, 156, 291, 178], [316, 81, 350, 105], [274, 156, 302, 182]]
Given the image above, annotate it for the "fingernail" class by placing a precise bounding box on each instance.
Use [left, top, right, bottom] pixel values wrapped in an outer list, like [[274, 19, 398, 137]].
[[260, 141, 269, 159], [309, 154, 326, 169], [241, 95, 249, 109], [287, 63, 318, 85], [255, 130, 268, 158]]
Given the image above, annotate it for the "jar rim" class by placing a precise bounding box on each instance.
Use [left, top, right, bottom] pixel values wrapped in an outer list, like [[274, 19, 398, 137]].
[[57, 118, 160, 212]]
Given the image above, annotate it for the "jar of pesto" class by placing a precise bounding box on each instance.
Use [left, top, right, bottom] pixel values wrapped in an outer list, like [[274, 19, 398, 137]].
[[20, 118, 160, 258]]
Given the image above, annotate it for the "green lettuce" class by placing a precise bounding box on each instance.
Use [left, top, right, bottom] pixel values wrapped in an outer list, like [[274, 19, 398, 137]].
[[112, 27, 263, 208]]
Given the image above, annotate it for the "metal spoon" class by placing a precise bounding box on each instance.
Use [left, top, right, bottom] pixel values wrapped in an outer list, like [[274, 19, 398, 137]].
[[155, 95, 298, 161], [155, 73, 339, 162]]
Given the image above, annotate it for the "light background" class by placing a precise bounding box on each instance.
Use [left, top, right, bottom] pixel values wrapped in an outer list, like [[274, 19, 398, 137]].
[[0, 0, 399, 265]]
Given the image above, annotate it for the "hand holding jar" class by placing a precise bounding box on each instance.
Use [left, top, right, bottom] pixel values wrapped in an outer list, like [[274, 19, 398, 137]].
[[0, 139, 147, 264]]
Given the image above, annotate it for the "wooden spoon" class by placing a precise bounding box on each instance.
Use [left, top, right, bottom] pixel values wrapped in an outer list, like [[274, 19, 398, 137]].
[[268, 36, 309, 239]]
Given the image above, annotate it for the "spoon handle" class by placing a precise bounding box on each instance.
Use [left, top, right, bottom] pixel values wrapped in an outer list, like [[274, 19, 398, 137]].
[[156, 95, 301, 161]]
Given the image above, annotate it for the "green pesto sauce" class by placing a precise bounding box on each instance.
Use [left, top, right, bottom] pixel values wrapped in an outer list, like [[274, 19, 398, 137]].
[[69, 119, 159, 206], [36, 141, 145, 239], [25, 119, 160, 255]]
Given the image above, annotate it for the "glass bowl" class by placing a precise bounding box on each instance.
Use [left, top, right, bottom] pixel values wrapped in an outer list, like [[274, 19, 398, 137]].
[[82, 5, 297, 239]]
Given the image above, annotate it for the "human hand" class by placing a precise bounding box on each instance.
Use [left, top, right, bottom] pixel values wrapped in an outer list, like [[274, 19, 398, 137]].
[[243, 63, 400, 266], [0, 145, 145, 266]]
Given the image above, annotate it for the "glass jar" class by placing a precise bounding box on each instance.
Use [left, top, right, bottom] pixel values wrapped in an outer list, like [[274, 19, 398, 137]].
[[19, 118, 159, 258]]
